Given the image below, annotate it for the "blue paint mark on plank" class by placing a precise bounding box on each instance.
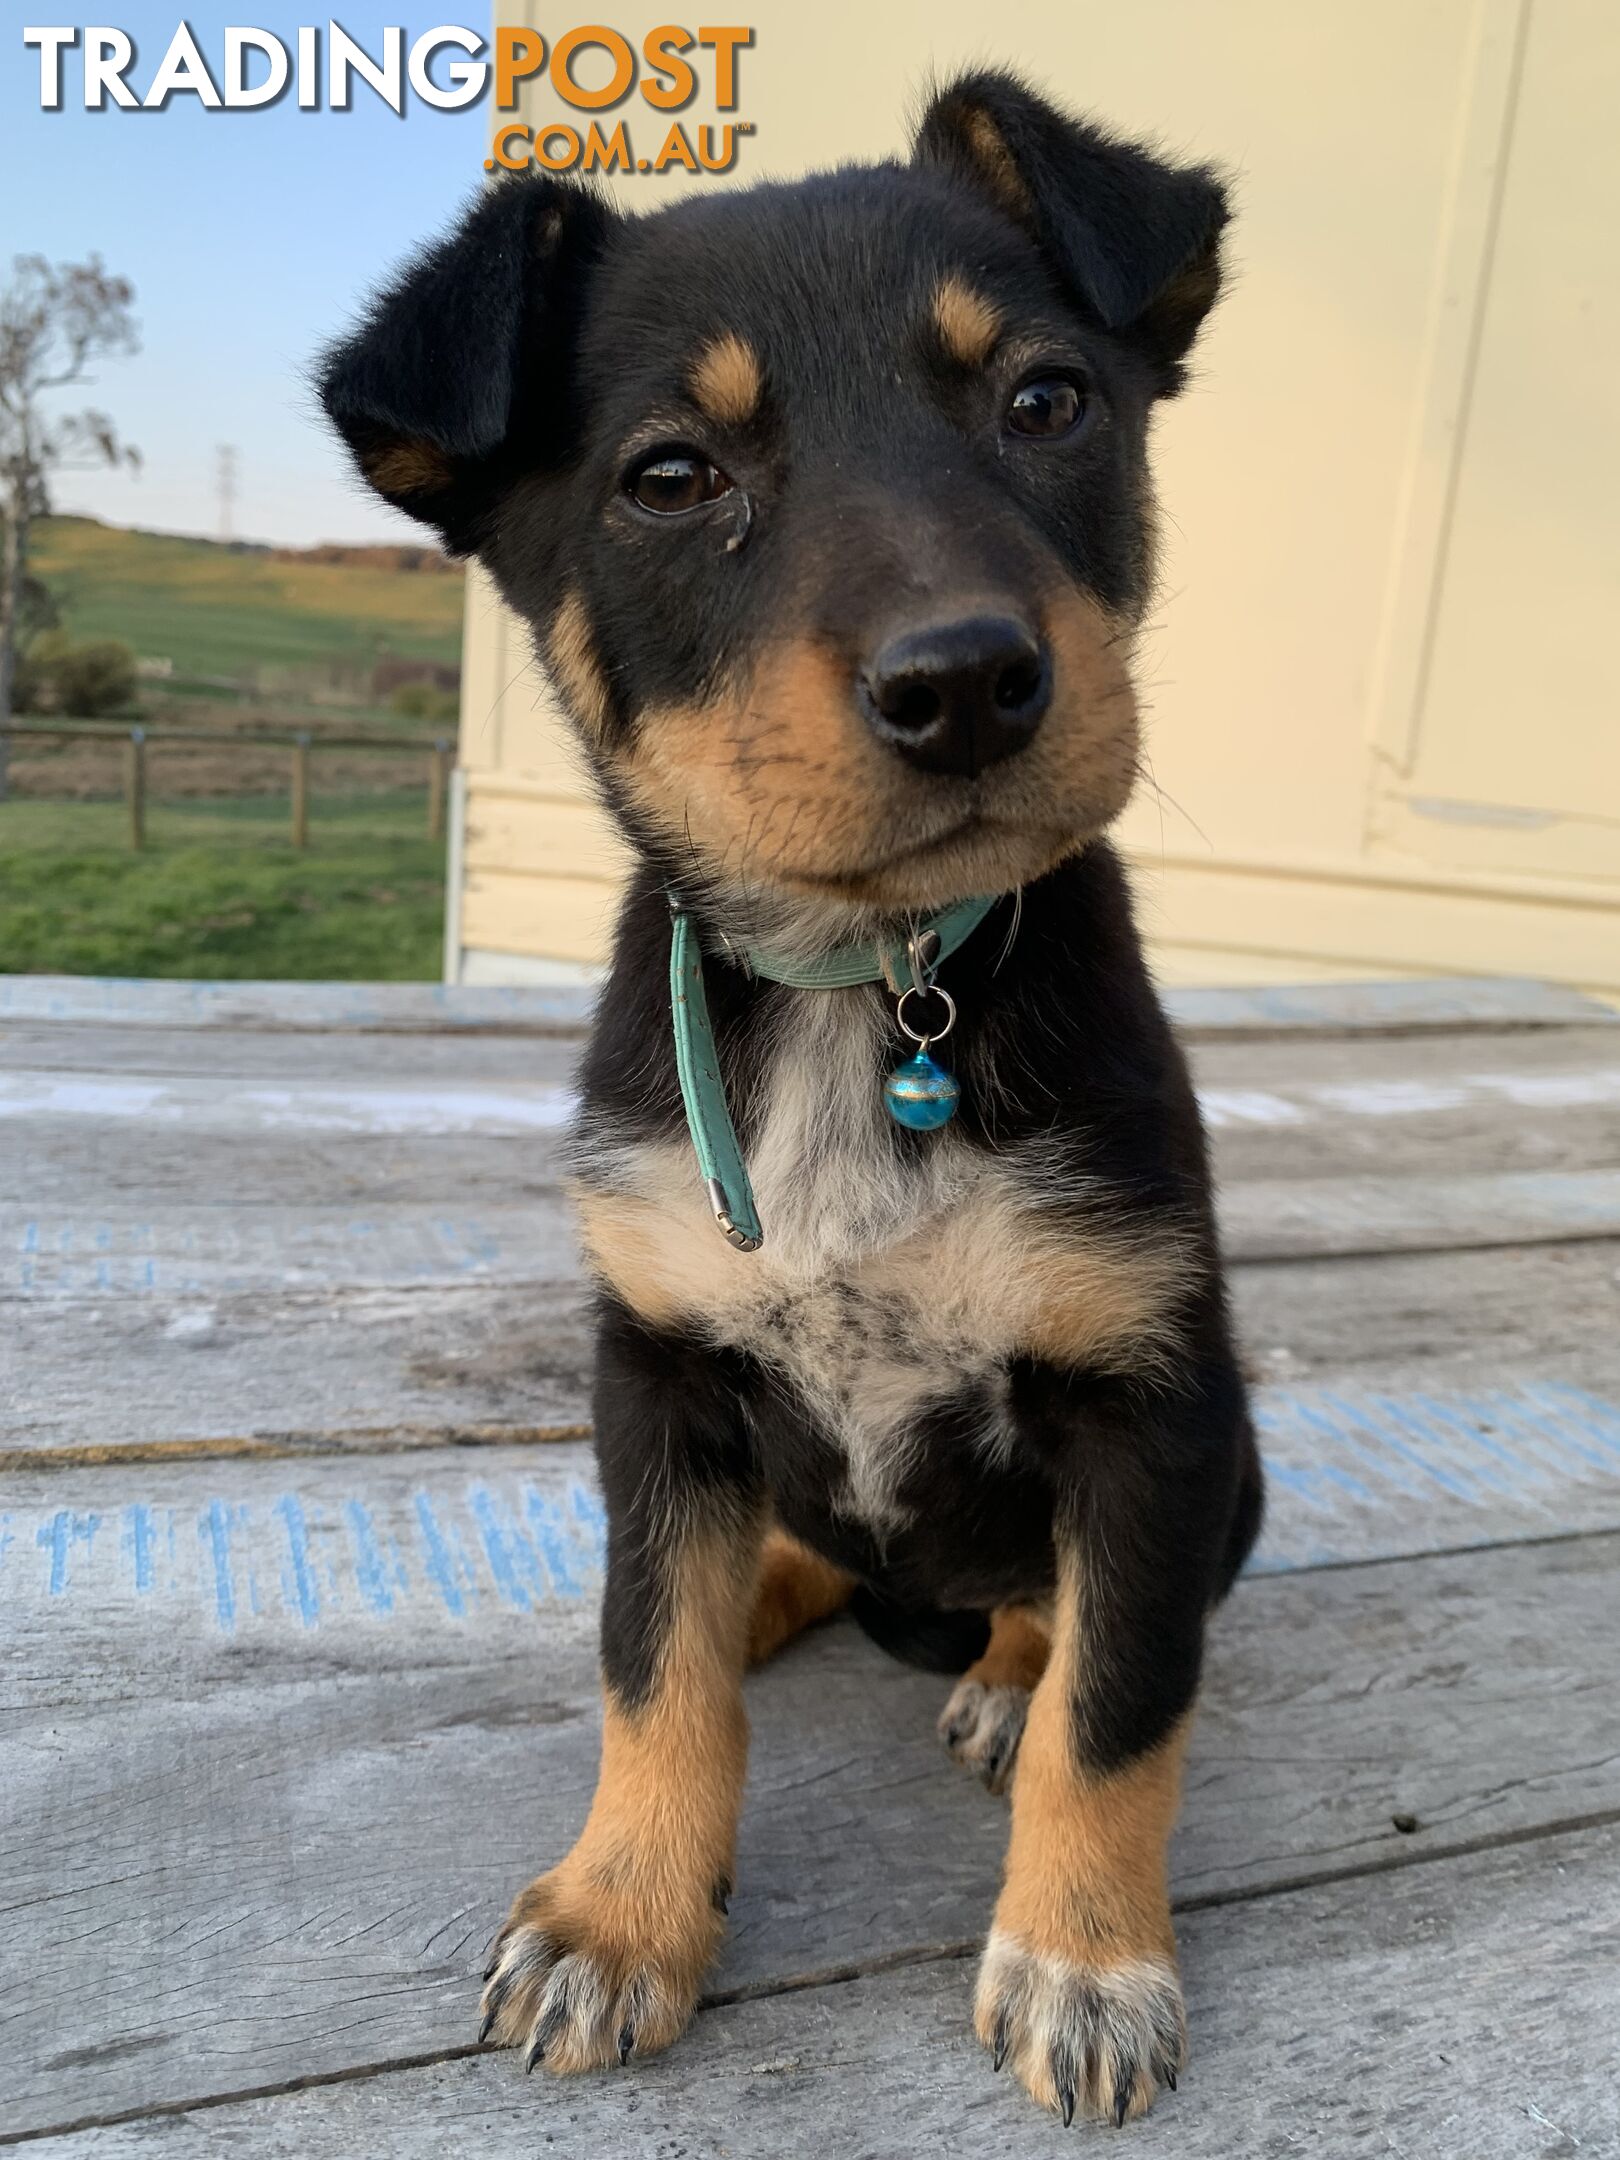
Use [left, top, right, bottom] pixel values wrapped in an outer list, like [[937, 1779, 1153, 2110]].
[[201, 1501, 238, 1631], [123, 1503, 157, 1593], [1406, 1394, 1551, 1497], [525, 1483, 586, 1598], [345, 1499, 396, 1615], [1479, 1391, 1612, 1478], [1528, 1383, 1620, 1463], [1321, 1391, 1480, 1499], [36, 1508, 100, 1593], [468, 1484, 544, 1610], [414, 1491, 467, 1618], [1356, 1394, 1510, 1502], [274, 1494, 319, 1626]]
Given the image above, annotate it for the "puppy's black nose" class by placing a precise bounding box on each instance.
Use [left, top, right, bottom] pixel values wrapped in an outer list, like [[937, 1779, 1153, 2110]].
[[859, 615, 1051, 778]]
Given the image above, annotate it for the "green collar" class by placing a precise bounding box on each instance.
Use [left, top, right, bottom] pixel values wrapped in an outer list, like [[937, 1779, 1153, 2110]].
[[743, 893, 1000, 992], [669, 894, 998, 1252]]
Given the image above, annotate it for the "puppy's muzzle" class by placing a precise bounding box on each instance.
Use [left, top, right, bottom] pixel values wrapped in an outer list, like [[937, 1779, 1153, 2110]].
[[857, 613, 1052, 779]]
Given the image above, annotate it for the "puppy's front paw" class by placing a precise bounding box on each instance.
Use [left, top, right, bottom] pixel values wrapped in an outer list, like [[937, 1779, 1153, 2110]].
[[479, 1857, 726, 2075], [938, 1677, 1029, 1793], [974, 1930, 1185, 2126]]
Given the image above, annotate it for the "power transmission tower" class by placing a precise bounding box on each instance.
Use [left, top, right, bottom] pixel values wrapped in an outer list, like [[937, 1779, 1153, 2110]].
[[217, 444, 238, 543]]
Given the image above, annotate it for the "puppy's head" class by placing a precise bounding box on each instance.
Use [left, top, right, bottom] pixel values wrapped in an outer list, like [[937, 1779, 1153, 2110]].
[[321, 71, 1227, 923]]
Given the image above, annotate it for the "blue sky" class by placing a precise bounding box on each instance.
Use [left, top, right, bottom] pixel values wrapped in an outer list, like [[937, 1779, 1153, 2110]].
[[0, 9, 491, 544]]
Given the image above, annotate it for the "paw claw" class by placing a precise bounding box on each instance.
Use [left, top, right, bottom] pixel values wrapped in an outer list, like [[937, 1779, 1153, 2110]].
[[480, 1861, 721, 2076], [976, 1933, 1185, 2126]]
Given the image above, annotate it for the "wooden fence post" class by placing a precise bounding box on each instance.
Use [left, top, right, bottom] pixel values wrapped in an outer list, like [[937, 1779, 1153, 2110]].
[[291, 733, 310, 850], [427, 738, 449, 841], [126, 727, 146, 851]]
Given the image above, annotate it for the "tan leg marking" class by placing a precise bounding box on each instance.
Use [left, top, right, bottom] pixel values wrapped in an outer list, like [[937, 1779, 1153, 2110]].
[[480, 1522, 761, 2074], [974, 1564, 1189, 2124], [688, 331, 762, 426], [747, 1527, 856, 1666], [939, 1602, 1051, 1793]]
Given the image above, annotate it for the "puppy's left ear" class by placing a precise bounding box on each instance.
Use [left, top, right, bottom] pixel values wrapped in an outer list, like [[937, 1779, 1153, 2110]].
[[318, 171, 615, 550], [914, 70, 1228, 394]]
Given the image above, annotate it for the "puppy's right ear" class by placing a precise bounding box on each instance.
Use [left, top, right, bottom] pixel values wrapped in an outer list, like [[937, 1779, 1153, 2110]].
[[319, 173, 614, 551]]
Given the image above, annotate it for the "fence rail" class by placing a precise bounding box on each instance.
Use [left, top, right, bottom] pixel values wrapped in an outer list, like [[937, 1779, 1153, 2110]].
[[0, 721, 453, 850]]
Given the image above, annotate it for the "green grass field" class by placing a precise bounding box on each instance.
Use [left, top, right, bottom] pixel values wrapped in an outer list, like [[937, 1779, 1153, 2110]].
[[0, 795, 445, 980], [28, 516, 464, 684]]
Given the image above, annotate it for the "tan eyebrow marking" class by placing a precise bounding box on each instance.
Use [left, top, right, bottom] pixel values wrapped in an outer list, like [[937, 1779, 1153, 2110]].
[[932, 275, 1003, 368], [687, 332, 763, 426]]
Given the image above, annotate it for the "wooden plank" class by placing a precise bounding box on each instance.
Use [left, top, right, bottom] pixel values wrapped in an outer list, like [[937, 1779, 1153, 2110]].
[[0, 977, 596, 1036], [1188, 1021, 1620, 1182], [6, 1015, 1618, 1175], [3, 1284, 597, 1452], [11, 1176, 1620, 1308], [1, 972, 1611, 1037], [3, 1514, 1617, 2138], [18, 1821, 1617, 2157], [1167, 972, 1617, 1034], [11, 1142, 1620, 1272], [7, 1395, 1620, 1650], [0, 1203, 580, 1299], [1221, 1167, 1620, 1257], [0, 1069, 576, 1139], [8, 1124, 566, 1211], [0, 1024, 582, 1081], [8, 1166, 1619, 1295]]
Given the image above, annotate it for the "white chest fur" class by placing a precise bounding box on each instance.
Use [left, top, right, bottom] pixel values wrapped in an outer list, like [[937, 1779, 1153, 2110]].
[[574, 987, 1186, 1531]]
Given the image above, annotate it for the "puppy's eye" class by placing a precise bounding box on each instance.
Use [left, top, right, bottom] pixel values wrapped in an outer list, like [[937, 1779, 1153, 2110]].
[[626, 451, 734, 515], [1005, 374, 1087, 440]]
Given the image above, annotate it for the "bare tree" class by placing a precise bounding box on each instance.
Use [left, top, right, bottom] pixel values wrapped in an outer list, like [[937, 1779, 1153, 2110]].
[[0, 255, 140, 794]]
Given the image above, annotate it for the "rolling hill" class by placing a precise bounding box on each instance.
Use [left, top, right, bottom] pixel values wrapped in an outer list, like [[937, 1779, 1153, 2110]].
[[28, 516, 464, 689]]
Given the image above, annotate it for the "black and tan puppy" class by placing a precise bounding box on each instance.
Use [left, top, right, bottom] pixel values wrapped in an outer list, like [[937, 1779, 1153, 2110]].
[[322, 70, 1261, 2128]]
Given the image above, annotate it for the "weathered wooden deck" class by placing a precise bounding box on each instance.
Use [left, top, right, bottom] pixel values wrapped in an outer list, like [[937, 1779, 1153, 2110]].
[[3, 971, 1619, 2157]]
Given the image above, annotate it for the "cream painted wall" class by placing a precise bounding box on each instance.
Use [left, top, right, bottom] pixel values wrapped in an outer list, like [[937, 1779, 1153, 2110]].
[[452, 0, 1620, 995]]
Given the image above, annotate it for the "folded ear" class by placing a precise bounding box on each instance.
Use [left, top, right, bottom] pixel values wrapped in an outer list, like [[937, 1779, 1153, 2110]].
[[318, 172, 615, 549], [914, 70, 1228, 394]]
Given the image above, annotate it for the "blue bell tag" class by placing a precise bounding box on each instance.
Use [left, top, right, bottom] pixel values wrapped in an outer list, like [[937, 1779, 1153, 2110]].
[[884, 957, 961, 1131], [884, 1049, 960, 1129]]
